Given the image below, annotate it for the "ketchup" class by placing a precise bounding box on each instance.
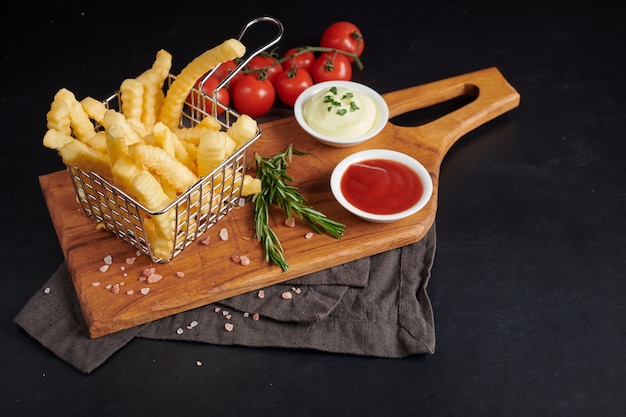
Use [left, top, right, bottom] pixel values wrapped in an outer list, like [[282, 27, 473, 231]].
[[340, 159, 423, 214]]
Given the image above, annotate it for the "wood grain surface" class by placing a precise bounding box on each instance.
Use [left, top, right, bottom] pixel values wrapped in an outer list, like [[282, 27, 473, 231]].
[[40, 67, 519, 338]]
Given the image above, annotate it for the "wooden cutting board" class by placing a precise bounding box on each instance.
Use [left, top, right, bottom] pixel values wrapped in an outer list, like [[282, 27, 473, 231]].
[[40, 67, 519, 338]]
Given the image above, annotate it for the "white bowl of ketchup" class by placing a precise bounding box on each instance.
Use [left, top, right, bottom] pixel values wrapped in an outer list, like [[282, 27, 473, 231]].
[[330, 149, 433, 223]]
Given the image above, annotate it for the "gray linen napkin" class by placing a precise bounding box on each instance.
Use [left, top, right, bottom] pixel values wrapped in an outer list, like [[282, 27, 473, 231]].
[[15, 225, 436, 374]]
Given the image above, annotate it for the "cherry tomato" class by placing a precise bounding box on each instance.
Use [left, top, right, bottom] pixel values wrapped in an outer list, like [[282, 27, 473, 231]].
[[231, 74, 275, 118], [211, 59, 243, 90], [320, 21, 364, 62], [189, 75, 229, 115], [274, 68, 314, 107], [281, 47, 316, 73], [247, 54, 283, 84], [311, 53, 353, 83]]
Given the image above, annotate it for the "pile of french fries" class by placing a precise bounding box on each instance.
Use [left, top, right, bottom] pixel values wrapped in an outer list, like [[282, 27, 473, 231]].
[[43, 38, 262, 260]]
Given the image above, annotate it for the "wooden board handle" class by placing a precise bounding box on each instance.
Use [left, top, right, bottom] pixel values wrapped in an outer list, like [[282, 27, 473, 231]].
[[381, 67, 520, 160]]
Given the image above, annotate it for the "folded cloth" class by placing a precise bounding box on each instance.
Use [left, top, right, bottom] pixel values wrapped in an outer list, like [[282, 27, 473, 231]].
[[15, 225, 436, 374]]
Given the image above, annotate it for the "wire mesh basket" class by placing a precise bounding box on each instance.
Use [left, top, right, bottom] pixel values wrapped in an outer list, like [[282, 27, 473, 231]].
[[67, 17, 283, 263]]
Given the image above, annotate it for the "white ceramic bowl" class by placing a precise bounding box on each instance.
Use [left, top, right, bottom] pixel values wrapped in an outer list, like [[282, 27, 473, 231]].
[[330, 149, 433, 223], [293, 80, 389, 147]]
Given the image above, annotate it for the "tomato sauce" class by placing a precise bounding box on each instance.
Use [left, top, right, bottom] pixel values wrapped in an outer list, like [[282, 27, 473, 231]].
[[340, 159, 423, 214]]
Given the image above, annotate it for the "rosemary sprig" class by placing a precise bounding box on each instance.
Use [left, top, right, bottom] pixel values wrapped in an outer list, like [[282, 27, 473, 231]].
[[251, 144, 346, 271]]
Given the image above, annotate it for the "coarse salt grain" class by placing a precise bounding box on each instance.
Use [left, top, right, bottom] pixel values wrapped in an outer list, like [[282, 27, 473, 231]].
[[147, 273, 163, 283], [176, 271, 185, 278], [231, 255, 241, 263], [243, 312, 249, 317], [176, 328, 184, 335], [258, 290, 265, 299], [214, 307, 221, 313], [99, 265, 109, 273], [237, 197, 246, 207], [281, 291, 293, 300], [104, 255, 113, 265], [224, 323, 234, 332], [305, 232, 314, 239], [197, 360, 203, 366], [125, 257, 136, 265], [140, 288, 150, 295], [200, 236, 210, 245], [285, 217, 296, 227], [187, 320, 198, 329], [240, 255, 251, 266], [111, 283, 120, 294], [253, 313, 260, 321], [142, 267, 156, 277], [91, 281, 101, 287], [219, 227, 229, 241], [126, 290, 134, 295], [44, 287, 51, 294]]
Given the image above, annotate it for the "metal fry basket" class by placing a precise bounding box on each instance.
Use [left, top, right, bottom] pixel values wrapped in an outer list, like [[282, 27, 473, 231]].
[[67, 17, 284, 263]]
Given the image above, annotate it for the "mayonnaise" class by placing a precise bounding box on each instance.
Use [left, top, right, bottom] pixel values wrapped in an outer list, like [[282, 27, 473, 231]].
[[302, 86, 378, 139]]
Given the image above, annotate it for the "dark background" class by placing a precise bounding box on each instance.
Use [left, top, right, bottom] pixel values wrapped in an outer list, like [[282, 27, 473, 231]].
[[2, 1, 624, 416]]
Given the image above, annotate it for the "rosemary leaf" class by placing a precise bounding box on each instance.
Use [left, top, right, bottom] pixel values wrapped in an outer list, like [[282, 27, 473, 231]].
[[250, 144, 346, 271]]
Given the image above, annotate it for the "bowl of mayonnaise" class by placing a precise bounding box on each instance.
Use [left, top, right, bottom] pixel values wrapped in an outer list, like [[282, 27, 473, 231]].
[[294, 80, 389, 147]]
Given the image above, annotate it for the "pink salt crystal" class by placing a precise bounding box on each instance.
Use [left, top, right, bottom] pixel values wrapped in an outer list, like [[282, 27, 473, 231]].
[[147, 273, 163, 283], [224, 323, 234, 332], [240, 255, 251, 266]]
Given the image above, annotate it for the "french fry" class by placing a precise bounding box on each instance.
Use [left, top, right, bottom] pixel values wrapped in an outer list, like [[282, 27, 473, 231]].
[[153, 122, 196, 173], [242, 174, 262, 196], [80, 96, 108, 124], [43, 129, 74, 150], [82, 131, 108, 154], [46, 99, 71, 136], [128, 142, 199, 193], [197, 131, 236, 177], [158, 39, 245, 129], [111, 155, 175, 258], [54, 88, 97, 142], [112, 155, 171, 212], [119, 78, 144, 122], [144, 49, 172, 121], [105, 124, 130, 166], [226, 113, 258, 149], [102, 109, 144, 145], [58, 139, 111, 179]]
